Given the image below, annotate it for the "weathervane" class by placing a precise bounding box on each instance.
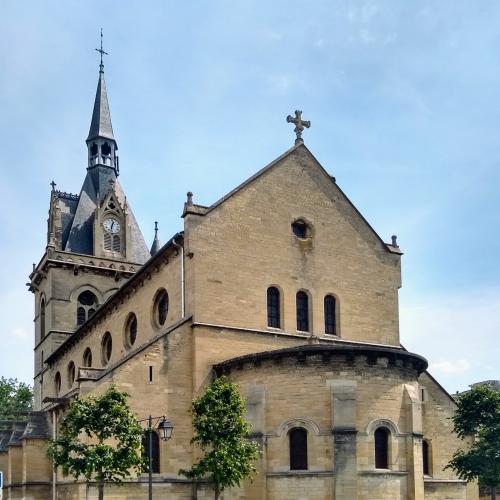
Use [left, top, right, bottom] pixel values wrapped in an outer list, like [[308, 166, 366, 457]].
[[286, 110, 310, 145], [95, 28, 108, 73]]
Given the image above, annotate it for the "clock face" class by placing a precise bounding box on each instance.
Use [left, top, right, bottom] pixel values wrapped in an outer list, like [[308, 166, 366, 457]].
[[103, 218, 121, 234]]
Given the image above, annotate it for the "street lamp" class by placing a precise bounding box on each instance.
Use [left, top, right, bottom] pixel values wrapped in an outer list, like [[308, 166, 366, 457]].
[[139, 415, 173, 500], [157, 418, 174, 440]]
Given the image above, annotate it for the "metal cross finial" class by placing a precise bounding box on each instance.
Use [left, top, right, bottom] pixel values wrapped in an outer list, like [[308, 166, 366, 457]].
[[286, 110, 311, 145], [50, 180, 57, 191], [154, 221, 159, 235], [95, 28, 108, 74]]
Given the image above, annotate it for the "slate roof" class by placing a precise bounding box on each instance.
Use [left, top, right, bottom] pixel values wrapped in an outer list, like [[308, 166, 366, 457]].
[[20, 411, 51, 440], [0, 413, 51, 450], [6, 421, 26, 447], [58, 66, 149, 263], [87, 70, 115, 143], [150, 223, 161, 256], [0, 429, 14, 451], [56, 191, 79, 250], [64, 175, 150, 263]]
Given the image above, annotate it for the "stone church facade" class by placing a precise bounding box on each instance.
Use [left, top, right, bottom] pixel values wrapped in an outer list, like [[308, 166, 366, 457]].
[[0, 57, 479, 500]]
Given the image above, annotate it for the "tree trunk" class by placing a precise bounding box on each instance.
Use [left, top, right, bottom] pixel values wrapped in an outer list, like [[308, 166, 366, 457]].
[[98, 481, 104, 500], [214, 484, 220, 500], [492, 486, 497, 500]]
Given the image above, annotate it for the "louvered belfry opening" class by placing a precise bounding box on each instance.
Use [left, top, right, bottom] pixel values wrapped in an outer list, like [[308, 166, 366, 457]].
[[289, 427, 308, 470]]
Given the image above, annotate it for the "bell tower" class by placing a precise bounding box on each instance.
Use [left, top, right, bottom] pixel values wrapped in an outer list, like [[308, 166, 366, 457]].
[[86, 31, 119, 195], [29, 35, 151, 409]]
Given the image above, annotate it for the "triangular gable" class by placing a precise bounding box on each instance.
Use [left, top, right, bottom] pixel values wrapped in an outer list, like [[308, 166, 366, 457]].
[[204, 143, 400, 255]]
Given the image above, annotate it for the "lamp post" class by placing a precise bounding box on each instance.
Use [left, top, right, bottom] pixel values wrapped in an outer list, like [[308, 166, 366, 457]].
[[139, 415, 173, 500]]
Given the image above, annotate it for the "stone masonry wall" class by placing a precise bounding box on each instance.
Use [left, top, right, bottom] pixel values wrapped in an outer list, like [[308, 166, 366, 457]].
[[184, 145, 402, 347]]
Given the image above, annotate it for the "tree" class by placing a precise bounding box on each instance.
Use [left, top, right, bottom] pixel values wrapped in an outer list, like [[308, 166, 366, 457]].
[[179, 376, 259, 499], [0, 377, 32, 421], [446, 384, 500, 500], [48, 386, 144, 500]]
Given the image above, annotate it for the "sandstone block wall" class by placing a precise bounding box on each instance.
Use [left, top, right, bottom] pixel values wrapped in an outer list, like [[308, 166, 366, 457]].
[[184, 146, 402, 346]]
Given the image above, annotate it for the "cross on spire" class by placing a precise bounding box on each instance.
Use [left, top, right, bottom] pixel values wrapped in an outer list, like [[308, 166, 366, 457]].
[[286, 110, 311, 145], [95, 28, 108, 74], [50, 180, 57, 191]]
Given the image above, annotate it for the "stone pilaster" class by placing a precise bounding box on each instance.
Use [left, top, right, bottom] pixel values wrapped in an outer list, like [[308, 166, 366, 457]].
[[404, 385, 424, 500], [331, 380, 358, 499]]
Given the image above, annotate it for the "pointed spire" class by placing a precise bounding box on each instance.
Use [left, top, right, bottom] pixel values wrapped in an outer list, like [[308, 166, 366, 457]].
[[150, 221, 161, 256], [87, 30, 115, 143]]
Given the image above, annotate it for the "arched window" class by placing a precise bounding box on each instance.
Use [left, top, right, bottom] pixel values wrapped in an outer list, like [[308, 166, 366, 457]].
[[423, 440, 431, 475], [125, 314, 138, 348], [267, 287, 280, 328], [77, 291, 98, 326], [40, 298, 46, 339], [142, 431, 160, 473], [324, 295, 336, 335], [67, 361, 75, 386], [296, 291, 309, 332], [101, 332, 112, 365], [83, 347, 92, 368], [289, 428, 308, 470], [101, 142, 111, 156], [153, 290, 169, 327], [54, 372, 61, 396], [374, 427, 390, 469]]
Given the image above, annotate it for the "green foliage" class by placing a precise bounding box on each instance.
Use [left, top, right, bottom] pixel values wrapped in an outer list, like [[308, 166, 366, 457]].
[[179, 377, 259, 498], [446, 385, 500, 490], [0, 377, 32, 421], [48, 387, 144, 485]]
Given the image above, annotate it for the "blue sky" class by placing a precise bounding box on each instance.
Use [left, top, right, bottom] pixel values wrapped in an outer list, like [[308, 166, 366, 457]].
[[0, 1, 498, 393]]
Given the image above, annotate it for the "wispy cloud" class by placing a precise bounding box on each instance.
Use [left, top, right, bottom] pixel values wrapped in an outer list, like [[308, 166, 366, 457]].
[[11, 328, 30, 340], [400, 287, 500, 393], [429, 359, 471, 375]]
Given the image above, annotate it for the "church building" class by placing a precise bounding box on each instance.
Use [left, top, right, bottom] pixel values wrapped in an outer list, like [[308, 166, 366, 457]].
[[0, 48, 479, 500]]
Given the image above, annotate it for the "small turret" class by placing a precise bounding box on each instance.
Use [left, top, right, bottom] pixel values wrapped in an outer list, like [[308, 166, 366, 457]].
[[150, 221, 161, 256]]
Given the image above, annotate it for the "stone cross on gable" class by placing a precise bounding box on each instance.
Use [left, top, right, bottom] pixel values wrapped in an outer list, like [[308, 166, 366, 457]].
[[50, 180, 57, 191], [286, 110, 311, 145]]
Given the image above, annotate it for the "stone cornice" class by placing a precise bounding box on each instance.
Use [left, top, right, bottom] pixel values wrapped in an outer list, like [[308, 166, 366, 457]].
[[214, 344, 428, 376]]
